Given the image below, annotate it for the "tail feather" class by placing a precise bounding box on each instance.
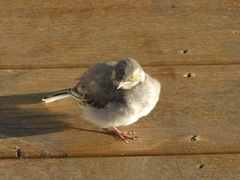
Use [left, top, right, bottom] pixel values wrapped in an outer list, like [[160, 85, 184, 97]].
[[42, 89, 70, 103]]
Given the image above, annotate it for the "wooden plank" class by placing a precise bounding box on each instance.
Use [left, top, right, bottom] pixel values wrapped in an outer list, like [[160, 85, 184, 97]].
[[0, 154, 240, 179], [0, 65, 239, 158], [0, 0, 240, 69]]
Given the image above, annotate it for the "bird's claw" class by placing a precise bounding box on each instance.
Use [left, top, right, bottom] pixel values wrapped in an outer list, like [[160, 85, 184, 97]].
[[103, 127, 139, 142]]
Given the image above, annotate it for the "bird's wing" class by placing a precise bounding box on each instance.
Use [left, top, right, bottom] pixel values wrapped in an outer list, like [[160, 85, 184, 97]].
[[68, 62, 125, 109]]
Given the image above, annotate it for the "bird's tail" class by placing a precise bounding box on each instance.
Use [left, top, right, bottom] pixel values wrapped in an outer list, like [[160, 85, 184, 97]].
[[42, 89, 70, 103]]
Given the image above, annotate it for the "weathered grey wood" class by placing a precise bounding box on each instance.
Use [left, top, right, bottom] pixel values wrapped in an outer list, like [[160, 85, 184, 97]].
[[0, 65, 239, 158], [0, 154, 240, 180], [0, 0, 239, 69]]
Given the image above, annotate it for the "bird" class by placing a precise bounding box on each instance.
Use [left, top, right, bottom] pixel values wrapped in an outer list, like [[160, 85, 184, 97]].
[[42, 58, 161, 141]]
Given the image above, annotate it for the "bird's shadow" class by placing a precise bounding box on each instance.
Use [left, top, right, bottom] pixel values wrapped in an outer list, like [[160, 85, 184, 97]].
[[0, 92, 105, 138]]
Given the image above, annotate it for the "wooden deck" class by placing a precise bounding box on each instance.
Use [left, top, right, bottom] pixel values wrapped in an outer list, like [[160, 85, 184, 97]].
[[0, 0, 240, 179]]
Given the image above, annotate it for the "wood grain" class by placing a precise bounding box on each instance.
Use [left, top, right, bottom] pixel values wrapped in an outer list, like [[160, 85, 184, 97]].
[[0, 154, 240, 180], [0, 0, 239, 178], [0, 0, 240, 69], [0, 65, 239, 158]]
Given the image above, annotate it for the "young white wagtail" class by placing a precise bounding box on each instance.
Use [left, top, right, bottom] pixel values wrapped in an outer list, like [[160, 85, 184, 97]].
[[42, 58, 161, 141]]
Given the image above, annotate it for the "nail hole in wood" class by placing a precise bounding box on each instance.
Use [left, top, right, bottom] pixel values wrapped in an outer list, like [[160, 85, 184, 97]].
[[182, 50, 190, 55], [197, 164, 205, 169], [17, 148, 22, 159], [190, 135, 198, 141], [184, 72, 196, 78]]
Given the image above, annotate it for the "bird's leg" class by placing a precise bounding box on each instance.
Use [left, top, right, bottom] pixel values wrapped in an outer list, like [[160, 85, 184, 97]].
[[103, 126, 138, 141]]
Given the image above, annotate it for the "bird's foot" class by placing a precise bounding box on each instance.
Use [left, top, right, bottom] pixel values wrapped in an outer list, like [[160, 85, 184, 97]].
[[103, 127, 139, 142]]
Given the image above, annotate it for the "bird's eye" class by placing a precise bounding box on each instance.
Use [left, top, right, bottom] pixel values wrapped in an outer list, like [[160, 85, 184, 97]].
[[130, 75, 134, 80]]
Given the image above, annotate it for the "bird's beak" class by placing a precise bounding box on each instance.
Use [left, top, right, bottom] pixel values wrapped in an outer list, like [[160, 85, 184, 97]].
[[117, 81, 130, 89]]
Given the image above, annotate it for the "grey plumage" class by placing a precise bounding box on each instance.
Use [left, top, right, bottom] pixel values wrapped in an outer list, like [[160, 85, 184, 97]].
[[42, 58, 161, 141]]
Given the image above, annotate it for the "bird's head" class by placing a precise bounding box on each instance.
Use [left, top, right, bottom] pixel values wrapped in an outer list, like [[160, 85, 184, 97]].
[[111, 58, 145, 90]]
